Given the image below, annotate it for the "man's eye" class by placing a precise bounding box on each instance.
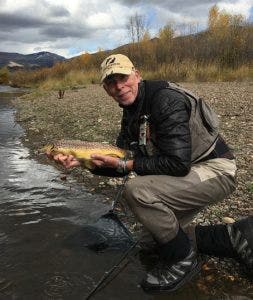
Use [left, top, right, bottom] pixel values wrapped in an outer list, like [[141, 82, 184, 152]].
[[105, 78, 114, 85], [119, 75, 126, 80], [105, 74, 128, 85], [118, 74, 129, 82]]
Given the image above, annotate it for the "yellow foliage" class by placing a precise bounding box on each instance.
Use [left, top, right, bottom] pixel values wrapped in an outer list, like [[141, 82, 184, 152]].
[[159, 24, 174, 42], [141, 31, 151, 42], [208, 4, 245, 34], [0, 67, 9, 84]]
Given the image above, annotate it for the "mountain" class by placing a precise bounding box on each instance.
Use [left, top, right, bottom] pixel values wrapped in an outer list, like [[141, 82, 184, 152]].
[[0, 51, 66, 70]]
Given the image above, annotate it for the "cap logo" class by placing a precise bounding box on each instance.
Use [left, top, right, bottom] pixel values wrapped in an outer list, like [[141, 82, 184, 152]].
[[105, 57, 116, 66]]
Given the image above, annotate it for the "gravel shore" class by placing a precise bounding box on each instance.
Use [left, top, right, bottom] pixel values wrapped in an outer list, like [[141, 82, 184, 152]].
[[13, 82, 253, 219], [13, 82, 253, 291]]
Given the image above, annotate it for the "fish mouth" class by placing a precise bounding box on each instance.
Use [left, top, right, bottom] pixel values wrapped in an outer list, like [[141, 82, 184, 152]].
[[38, 144, 54, 154]]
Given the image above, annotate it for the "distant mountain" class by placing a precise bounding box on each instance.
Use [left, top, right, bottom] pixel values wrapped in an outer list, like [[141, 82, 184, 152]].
[[0, 51, 65, 70]]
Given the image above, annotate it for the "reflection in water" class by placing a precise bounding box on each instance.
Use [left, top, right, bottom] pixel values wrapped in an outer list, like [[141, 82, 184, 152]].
[[0, 88, 149, 300], [0, 87, 251, 300]]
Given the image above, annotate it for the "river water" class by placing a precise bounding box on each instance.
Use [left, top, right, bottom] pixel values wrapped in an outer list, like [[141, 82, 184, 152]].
[[0, 86, 251, 300]]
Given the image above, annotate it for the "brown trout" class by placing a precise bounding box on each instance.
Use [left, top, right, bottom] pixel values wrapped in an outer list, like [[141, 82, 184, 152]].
[[40, 139, 126, 169]]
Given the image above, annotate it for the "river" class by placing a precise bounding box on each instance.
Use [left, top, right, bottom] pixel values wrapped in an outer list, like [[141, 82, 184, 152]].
[[0, 85, 251, 300]]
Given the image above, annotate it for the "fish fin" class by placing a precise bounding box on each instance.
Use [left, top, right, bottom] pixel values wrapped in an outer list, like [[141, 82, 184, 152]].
[[107, 154, 119, 158]]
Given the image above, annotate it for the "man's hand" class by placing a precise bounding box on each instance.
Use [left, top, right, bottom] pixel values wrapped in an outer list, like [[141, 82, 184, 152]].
[[91, 154, 134, 172], [46, 152, 81, 168], [90, 154, 119, 169]]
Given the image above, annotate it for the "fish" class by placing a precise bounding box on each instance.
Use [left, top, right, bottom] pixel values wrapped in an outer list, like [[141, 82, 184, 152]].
[[40, 139, 127, 169]]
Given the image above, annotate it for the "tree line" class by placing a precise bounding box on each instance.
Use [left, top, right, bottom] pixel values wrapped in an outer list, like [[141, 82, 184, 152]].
[[125, 6, 252, 68]]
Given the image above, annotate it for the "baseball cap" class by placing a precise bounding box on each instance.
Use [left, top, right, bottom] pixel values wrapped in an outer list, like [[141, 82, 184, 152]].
[[100, 54, 135, 83]]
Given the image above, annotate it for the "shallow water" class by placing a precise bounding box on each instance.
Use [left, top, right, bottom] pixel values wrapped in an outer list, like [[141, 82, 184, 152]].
[[0, 85, 251, 300]]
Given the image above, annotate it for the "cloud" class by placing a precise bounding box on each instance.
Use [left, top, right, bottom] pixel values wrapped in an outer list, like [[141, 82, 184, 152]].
[[0, 0, 251, 57], [86, 13, 115, 29], [218, 0, 252, 18], [0, 13, 46, 30], [40, 24, 90, 38], [47, 5, 70, 17]]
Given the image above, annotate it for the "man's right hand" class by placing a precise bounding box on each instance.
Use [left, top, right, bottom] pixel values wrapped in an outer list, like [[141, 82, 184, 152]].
[[46, 152, 81, 168]]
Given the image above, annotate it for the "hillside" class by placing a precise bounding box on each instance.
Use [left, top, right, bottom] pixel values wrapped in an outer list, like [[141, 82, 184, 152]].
[[0, 51, 65, 70]]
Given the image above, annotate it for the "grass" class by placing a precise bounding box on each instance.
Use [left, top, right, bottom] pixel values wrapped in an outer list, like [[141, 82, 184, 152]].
[[38, 70, 100, 91], [141, 62, 253, 82], [8, 60, 252, 90]]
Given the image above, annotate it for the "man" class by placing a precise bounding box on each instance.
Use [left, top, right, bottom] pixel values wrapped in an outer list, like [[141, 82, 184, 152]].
[[51, 54, 252, 292]]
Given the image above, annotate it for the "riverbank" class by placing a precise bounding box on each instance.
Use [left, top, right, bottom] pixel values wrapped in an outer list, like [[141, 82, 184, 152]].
[[12, 82, 253, 292]]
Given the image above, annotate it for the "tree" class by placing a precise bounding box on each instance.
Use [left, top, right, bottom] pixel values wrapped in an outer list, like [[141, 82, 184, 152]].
[[126, 13, 147, 43], [208, 5, 219, 32], [156, 23, 175, 64], [207, 4, 247, 67], [159, 23, 174, 42]]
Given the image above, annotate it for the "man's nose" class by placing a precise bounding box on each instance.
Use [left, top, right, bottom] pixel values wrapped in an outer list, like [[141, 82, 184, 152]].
[[114, 79, 124, 89]]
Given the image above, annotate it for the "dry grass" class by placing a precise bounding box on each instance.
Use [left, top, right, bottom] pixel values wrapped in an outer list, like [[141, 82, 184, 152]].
[[27, 70, 100, 91], [9, 62, 253, 89], [142, 62, 252, 82]]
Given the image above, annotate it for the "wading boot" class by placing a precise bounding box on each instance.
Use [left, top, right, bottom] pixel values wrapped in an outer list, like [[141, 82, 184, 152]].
[[196, 216, 253, 278], [227, 216, 253, 277], [141, 228, 202, 293]]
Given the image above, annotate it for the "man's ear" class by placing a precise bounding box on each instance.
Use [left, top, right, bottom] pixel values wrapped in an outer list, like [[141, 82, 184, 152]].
[[103, 83, 112, 97], [134, 69, 141, 82]]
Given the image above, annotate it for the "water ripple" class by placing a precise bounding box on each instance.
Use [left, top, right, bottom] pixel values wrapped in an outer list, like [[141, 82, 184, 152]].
[[43, 272, 95, 298]]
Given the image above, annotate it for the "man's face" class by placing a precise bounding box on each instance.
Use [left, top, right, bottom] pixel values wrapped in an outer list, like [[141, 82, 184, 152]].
[[103, 70, 141, 106]]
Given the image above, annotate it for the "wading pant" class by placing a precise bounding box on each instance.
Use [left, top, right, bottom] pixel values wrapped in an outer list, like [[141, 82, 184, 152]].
[[123, 158, 237, 244]]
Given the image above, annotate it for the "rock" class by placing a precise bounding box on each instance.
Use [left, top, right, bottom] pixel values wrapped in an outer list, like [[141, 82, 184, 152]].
[[86, 174, 94, 178], [60, 174, 67, 181], [196, 218, 204, 223], [107, 178, 117, 186], [222, 217, 235, 224], [128, 172, 136, 179]]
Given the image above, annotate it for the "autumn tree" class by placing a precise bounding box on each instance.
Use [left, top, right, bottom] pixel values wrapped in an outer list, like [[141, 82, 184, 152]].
[[156, 23, 175, 64], [207, 5, 247, 67], [137, 30, 157, 68], [208, 5, 220, 32], [70, 52, 91, 70]]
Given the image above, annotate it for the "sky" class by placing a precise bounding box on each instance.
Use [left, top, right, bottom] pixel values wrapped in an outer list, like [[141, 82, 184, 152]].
[[0, 0, 252, 58]]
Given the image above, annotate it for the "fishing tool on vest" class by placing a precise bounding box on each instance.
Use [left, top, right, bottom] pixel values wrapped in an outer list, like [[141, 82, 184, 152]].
[[138, 114, 151, 156], [139, 115, 149, 146]]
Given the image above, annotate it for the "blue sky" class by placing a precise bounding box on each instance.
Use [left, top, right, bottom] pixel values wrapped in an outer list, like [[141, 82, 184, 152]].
[[0, 0, 252, 58]]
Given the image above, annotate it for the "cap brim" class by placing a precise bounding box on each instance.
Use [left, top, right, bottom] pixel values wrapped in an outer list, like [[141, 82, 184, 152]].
[[101, 68, 133, 83]]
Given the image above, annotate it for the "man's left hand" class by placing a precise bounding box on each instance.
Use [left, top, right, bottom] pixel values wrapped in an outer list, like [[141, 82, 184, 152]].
[[90, 154, 119, 169]]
